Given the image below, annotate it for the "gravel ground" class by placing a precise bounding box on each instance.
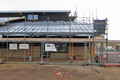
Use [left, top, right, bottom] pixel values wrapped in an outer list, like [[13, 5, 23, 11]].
[[0, 64, 120, 80]]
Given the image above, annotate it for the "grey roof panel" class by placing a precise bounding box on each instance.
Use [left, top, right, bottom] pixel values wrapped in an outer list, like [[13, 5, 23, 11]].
[[0, 21, 93, 37]]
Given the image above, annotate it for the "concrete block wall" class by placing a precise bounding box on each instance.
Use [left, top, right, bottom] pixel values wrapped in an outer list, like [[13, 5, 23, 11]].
[[0, 49, 28, 58], [51, 46, 91, 60], [33, 46, 40, 58], [72, 46, 91, 60], [0, 46, 91, 60], [51, 53, 68, 58], [51, 47, 85, 59], [0, 46, 41, 58]]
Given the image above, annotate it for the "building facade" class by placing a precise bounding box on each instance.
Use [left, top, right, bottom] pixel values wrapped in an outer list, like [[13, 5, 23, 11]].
[[0, 10, 106, 63]]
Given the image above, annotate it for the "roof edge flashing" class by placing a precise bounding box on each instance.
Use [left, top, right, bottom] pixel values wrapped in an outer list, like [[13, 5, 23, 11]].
[[0, 10, 71, 13]]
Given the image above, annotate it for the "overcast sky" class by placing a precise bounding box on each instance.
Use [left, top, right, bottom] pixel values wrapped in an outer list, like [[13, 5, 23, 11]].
[[0, 0, 120, 40]]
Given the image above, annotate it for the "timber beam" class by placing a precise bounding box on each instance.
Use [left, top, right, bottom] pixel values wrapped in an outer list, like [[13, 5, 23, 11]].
[[0, 38, 107, 42]]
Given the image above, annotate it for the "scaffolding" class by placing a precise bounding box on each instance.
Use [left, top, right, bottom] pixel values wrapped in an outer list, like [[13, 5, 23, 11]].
[[0, 16, 108, 66]]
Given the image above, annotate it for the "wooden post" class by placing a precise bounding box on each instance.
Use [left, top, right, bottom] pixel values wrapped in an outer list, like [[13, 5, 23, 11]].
[[71, 36, 73, 57], [93, 43, 95, 56], [100, 42, 103, 54], [28, 36, 30, 56], [72, 41, 73, 57], [90, 43, 93, 55]]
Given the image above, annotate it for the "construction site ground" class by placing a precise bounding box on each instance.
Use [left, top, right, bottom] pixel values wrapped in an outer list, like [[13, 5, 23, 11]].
[[0, 64, 120, 80]]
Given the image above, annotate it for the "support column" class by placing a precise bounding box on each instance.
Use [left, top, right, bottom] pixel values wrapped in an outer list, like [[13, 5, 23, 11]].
[[71, 36, 73, 58], [90, 43, 93, 55], [40, 42, 44, 63], [28, 36, 30, 62], [28, 41, 30, 56], [84, 42, 87, 62], [100, 42, 103, 54], [91, 42, 95, 63], [29, 42, 33, 62], [93, 43, 95, 56], [28, 42, 31, 62], [29, 37, 33, 62], [90, 43, 94, 63]]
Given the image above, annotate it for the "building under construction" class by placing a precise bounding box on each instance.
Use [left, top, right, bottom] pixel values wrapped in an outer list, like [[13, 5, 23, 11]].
[[0, 10, 108, 65]]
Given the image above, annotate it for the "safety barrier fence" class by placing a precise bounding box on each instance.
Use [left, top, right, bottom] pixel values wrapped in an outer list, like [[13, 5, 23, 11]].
[[101, 52, 120, 68]]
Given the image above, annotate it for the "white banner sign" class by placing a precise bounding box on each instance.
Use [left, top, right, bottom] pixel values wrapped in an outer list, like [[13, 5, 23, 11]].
[[45, 44, 57, 52], [119, 55, 120, 57], [9, 44, 17, 50], [19, 44, 29, 49], [0, 35, 2, 38], [103, 55, 106, 57]]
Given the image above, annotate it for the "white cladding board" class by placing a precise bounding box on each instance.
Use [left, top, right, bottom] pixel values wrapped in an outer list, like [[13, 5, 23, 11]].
[[9, 44, 17, 50], [0, 35, 2, 38], [94, 37, 103, 39], [45, 44, 57, 52], [19, 44, 29, 49], [103, 55, 106, 57]]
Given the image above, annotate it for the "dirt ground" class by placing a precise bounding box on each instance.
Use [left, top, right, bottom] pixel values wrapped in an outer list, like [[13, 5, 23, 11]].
[[0, 64, 120, 80]]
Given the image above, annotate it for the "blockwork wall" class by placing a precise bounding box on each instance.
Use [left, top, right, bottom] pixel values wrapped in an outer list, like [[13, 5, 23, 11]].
[[0, 43, 91, 62]]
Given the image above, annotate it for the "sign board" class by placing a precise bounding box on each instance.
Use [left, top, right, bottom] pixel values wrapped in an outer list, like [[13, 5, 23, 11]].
[[45, 44, 57, 52], [19, 44, 29, 49], [9, 44, 17, 50], [94, 20, 106, 35]]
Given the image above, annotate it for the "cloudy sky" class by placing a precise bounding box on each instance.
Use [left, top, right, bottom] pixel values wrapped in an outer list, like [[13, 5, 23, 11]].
[[0, 0, 120, 40]]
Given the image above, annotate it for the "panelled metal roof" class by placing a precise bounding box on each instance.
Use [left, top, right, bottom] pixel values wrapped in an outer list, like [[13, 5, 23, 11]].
[[0, 21, 93, 37]]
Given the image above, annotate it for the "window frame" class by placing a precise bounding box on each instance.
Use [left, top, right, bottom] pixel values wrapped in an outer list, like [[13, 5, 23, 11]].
[[52, 43, 68, 53], [33, 14, 38, 20], [27, 14, 33, 20], [27, 14, 39, 21]]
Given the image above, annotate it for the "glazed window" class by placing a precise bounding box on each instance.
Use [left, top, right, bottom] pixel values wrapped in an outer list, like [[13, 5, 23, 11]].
[[28, 15, 32, 20], [34, 15, 38, 20], [54, 43, 67, 53], [28, 14, 38, 20]]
